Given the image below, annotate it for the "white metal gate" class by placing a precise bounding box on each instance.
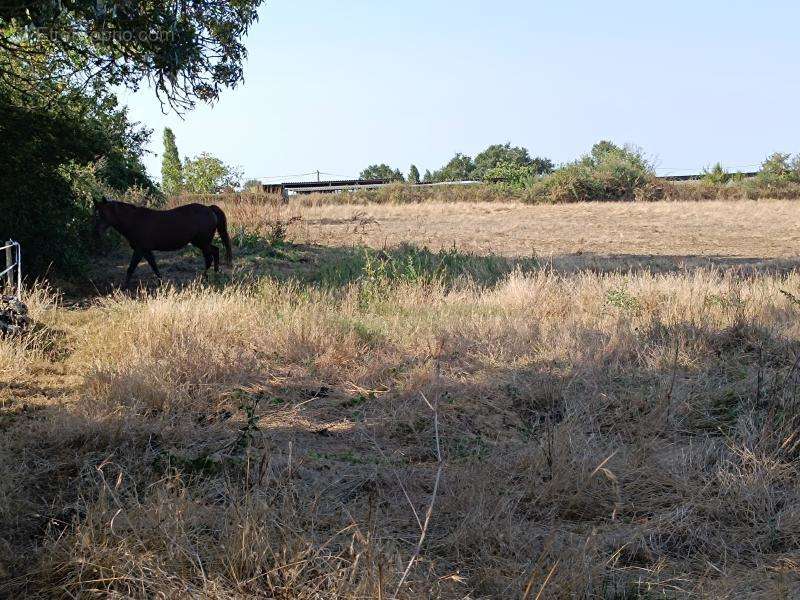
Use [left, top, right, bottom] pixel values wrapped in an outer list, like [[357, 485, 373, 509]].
[[0, 240, 22, 298]]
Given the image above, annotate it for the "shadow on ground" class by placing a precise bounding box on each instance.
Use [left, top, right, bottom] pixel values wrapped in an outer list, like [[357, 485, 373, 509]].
[[6, 238, 800, 596], [67, 235, 800, 302]]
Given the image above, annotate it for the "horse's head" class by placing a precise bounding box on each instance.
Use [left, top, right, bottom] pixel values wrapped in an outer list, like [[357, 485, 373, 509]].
[[92, 197, 112, 238]]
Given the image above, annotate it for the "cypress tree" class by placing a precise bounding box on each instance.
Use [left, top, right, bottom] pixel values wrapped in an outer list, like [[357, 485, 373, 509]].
[[161, 128, 183, 195]]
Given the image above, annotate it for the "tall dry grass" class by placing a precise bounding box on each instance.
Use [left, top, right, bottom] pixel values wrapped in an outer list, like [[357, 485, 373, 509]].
[[3, 266, 800, 597], [0, 285, 61, 383], [172, 179, 800, 210]]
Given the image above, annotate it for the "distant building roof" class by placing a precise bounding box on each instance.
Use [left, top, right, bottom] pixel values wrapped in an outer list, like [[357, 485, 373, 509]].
[[281, 178, 392, 188]]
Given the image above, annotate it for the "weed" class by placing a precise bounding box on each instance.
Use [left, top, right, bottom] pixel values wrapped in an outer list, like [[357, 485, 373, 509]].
[[605, 287, 642, 314]]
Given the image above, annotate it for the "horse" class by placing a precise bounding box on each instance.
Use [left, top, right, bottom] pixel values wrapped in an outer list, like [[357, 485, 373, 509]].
[[93, 197, 232, 287]]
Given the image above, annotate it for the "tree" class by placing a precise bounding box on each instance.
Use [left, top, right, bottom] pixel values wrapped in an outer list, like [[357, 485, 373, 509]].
[[589, 140, 621, 163], [242, 178, 263, 192], [758, 152, 800, 185], [535, 140, 654, 203], [359, 164, 405, 181], [761, 152, 793, 178], [408, 165, 420, 184], [484, 163, 539, 187], [0, 0, 265, 110], [161, 128, 182, 195], [472, 143, 554, 179], [423, 169, 432, 183], [183, 153, 242, 193], [702, 163, 732, 185], [473, 143, 530, 179], [0, 82, 158, 274], [530, 157, 555, 175], [430, 153, 475, 182]]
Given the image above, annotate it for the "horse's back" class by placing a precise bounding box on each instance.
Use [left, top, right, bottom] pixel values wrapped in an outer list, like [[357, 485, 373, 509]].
[[117, 202, 219, 251]]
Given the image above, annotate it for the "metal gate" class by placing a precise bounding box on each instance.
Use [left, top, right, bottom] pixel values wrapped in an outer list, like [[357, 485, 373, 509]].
[[1, 240, 22, 298]]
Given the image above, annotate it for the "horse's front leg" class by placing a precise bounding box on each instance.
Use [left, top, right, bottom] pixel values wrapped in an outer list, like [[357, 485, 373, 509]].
[[144, 251, 162, 281], [125, 250, 143, 288]]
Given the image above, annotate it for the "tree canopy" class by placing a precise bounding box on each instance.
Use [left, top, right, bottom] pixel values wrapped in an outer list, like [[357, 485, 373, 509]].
[[0, 0, 264, 110], [408, 164, 421, 184], [429, 153, 475, 182], [423, 144, 554, 183], [359, 164, 404, 181], [472, 143, 554, 179], [0, 81, 158, 274], [183, 153, 242, 193]]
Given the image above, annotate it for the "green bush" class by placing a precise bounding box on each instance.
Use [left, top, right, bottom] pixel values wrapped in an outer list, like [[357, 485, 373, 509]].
[[756, 152, 800, 190], [0, 96, 99, 275], [702, 163, 732, 185], [472, 143, 554, 180], [0, 83, 158, 276], [483, 162, 544, 188], [525, 141, 656, 203], [429, 153, 475, 182]]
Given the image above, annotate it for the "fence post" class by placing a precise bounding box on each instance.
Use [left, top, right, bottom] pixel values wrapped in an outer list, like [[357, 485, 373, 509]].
[[16, 242, 21, 295], [4, 241, 12, 291]]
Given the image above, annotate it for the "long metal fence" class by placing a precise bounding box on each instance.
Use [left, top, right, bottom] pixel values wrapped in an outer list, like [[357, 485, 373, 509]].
[[1, 240, 22, 299]]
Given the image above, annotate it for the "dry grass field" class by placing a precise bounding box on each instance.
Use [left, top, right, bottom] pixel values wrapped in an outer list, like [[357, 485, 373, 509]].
[[3, 199, 800, 598], [296, 199, 800, 268]]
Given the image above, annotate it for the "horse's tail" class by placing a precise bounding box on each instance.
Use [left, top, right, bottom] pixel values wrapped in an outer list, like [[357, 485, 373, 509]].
[[211, 205, 233, 265]]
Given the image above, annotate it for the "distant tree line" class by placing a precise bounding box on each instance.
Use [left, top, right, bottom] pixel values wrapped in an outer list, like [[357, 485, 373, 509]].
[[359, 143, 555, 185]]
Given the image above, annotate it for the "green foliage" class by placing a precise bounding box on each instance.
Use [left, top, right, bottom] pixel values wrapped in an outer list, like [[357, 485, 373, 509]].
[[0, 0, 265, 110], [430, 152, 475, 182], [758, 152, 800, 185], [0, 0, 253, 278], [529, 157, 556, 176], [483, 162, 543, 188], [702, 163, 732, 185], [426, 144, 555, 183], [315, 244, 536, 295], [359, 164, 404, 181], [472, 143, 554, 180], [605, 288, 641, 314], [183, 153, 242, 193], [527, 141, 656, 203], [154, 396, 262, 478], [761, 152, 793, 177], [0, 73, 158, 275], [232, 395, 262, 455], [0, 95, 97, 275], [408, 164, 421, 184], [473, 143, 529, 176], [161, 128, 183, 195], [423, 144, 553, 184]]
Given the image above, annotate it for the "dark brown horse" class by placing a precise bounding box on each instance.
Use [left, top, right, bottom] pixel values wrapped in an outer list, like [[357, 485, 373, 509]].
[[93, 198, 232, 287]]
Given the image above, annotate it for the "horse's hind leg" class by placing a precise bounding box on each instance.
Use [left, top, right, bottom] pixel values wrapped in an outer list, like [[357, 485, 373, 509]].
[[210, 245, 220, 272], [125, 250, 143, 288], [200, 246, 213, 272], [144, 251, 162, 281]]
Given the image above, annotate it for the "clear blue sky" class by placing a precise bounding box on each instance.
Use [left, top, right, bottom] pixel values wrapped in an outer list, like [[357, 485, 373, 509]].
[[120, 0, 800, 183]]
